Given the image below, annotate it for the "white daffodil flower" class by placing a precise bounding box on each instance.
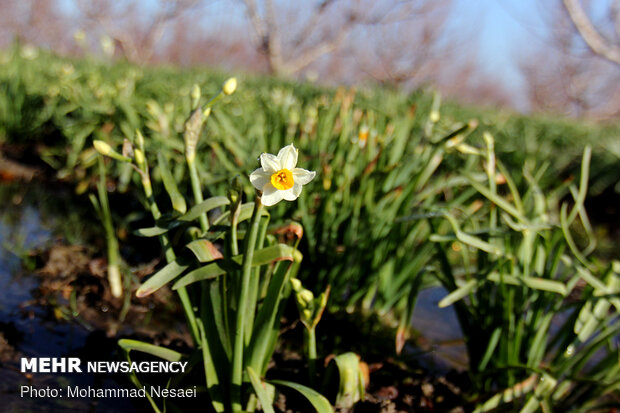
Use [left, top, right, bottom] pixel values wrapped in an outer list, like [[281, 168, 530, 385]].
[[250, 144, 316, 206]]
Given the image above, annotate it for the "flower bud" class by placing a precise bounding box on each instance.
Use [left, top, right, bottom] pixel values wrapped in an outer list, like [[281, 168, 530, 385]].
[[222, 77, 237, 95], [227, 178, 242, 209], [146, 100, 161, 117], [94, 140, 132, 162], [135, 129, 145, 150], [299, 289, 314, 305], [290, 278, 302, 291], [184, 108, 204, 162], [191, 84, 201, 109], [134, 148, 145, 166], [93, 140, 113, 156]]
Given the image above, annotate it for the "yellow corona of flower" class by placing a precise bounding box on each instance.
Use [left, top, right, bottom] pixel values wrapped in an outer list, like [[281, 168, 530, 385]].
[[355, 125, 369, 148], [249, 144, 316, 206]]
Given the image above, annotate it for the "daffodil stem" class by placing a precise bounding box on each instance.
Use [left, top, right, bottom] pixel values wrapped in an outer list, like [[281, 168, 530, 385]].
[[244, 217, 268, 345], [187, 157, 209, 233], [231, 197, 263, 413], [203, 91, 224, 110], [229, 204, 240, 256], [137, 156, 199, 346], [306, 326, 317, 388], [96, 156, 122, 298]]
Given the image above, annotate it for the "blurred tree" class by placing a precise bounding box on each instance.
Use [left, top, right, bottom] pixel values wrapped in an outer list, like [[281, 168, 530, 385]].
[[563, 0, 620, 66], [238, 0, 454, 79], [74, 0, 200, 62], [240, 0, 365, 76], [519, 0, 620, 119], [0, 0, 69, 50], [348, 0, 455, 87]]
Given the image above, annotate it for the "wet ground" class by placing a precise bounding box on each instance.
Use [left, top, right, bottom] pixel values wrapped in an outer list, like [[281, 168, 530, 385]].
[[0, 183, 141, 412]]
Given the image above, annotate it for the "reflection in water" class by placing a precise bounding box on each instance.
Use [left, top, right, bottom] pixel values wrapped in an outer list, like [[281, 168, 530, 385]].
[[0, 183, 137, 413], [410, 287, 468, 370]]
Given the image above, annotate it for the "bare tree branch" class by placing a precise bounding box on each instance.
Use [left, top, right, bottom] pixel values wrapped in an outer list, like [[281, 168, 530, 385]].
[[284, 21, 351, 75], [140, 0, 199, 60], [75, 0, 198, 62], [241, 0, 285, 73], [263, 0, 284, 73], [563, 0, 620, 66], [290, 0, 337, 48], [240, 0, 365, 75], [242, 0, 267, 48]]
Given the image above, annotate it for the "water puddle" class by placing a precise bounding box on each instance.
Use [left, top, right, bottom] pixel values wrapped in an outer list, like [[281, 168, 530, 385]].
[[0, 183, 138, 412], [410, 287, 468, 370]]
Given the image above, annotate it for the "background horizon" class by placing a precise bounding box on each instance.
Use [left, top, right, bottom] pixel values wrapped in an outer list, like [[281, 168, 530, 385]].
[[2, 0, 619, 118]]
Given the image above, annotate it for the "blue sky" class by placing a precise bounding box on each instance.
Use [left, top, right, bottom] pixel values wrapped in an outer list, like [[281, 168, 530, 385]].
[[446, 0, 552, 109]]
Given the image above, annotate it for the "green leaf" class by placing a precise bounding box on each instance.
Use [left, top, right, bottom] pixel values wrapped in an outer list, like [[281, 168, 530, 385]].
[[248, 250, 302, 374], [186, 239, 223, 262], [134, 225, 175, 237], [486, 272, 567, 296], [119, 341, 166, 413], [519, 395, 541, 413], [435, 213, 508, 257], [118, 339, 182, 362], [478, 327, 501, 371], [521, 277, 567, 296], [247, 367, 275, 413], [473, 374, 538, 413], [89, 193, 102, 220], [576, 266, 620, 311], [136, 257, 190, 297], [179, 196, 230, 223], [157, 152, 187, 214], [173, 244, 296, 290], [438, 279, 477, 308], [465, 173, 528, 224], [566, 146, 591, 225], [207, 280, 231, 358], [212, 202, 269, 226], [196, 319, 225, 413], [396, 272, 425, 354], [268, 380, 333, 413], [331, 352, 365, 409], [575, 272, 619, 341], [527, 314, 552, 367]]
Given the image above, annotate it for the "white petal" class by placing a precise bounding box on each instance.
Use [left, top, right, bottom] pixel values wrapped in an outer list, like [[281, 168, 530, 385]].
[[260, 153, 280, 173], [249, 169, 271, 190], [277, 144, 298, 170], [292, 168, 316, 185], [281, 186, 300, 201], [292, 182, 303, 198], [261, 184, 284, 206]]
